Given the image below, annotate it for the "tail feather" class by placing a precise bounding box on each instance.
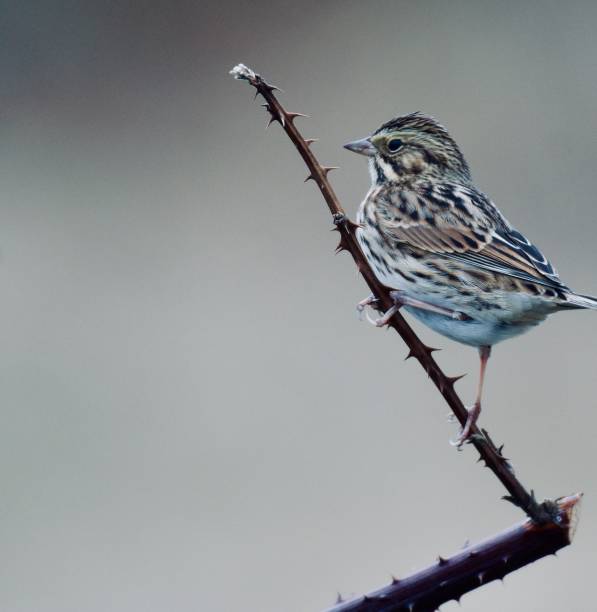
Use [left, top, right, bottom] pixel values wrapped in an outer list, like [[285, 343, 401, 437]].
[[563, 292, 597, 310]]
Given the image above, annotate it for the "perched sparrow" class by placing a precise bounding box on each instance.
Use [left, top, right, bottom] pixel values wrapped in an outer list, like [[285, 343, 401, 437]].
[[345, 113, 597, 446]]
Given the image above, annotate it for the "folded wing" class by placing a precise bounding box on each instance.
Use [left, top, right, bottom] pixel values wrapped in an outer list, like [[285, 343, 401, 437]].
[[376, 183, 568, 291]]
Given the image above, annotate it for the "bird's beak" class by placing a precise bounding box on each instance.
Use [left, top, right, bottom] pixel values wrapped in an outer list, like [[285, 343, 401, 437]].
[[343, 137, 376, 157]]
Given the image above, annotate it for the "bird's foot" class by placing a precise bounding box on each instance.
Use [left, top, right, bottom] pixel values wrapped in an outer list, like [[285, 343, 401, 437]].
[[356, 294, 379, 320], [450, 401, 481, 449], [367, 304, 401, 327]]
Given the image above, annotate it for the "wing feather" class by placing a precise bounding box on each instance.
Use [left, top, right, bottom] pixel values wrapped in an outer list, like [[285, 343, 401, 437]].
[[375, 183, 568, 290]]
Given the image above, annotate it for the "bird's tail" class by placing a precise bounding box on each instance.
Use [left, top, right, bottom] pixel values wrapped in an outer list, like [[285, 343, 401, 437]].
[[563, 292, 597, 310]]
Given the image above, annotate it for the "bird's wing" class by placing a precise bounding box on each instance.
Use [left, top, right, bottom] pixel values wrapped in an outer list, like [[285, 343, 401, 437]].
[[374, 182, 567, 290]]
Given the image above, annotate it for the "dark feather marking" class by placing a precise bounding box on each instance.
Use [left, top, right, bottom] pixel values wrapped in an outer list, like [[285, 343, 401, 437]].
[[393, 267, 416, 282], [453, 195, 468, 213], [524, 283, 540, 295]]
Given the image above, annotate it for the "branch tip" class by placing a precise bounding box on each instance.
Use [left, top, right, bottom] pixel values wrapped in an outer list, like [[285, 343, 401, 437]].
[[230, 63, 258, 82]]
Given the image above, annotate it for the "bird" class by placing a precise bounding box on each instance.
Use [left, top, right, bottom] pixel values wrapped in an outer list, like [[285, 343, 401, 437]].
[[344, 112, 597, 446]]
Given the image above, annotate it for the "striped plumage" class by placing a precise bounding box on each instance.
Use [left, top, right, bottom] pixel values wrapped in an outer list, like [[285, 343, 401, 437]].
[[345, 112, 597, 444]]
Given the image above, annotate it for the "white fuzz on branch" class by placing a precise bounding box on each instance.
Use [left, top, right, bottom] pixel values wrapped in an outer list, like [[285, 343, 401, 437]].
[[229, 63, 257, 81]]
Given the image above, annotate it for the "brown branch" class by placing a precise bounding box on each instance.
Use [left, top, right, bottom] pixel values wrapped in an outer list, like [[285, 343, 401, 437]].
[[229, 63, 564, 525], [325, 494, 581, 612]]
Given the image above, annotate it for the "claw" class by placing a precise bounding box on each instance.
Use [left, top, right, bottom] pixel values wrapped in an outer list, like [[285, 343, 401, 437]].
[[356, 294, 378, 320], [450, 401, 481, 448], [371, 304, 400, 327], [365, 309, 378, 326]]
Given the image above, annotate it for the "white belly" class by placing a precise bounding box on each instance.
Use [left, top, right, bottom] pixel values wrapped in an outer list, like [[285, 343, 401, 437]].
[[404, 305, 545, 347]]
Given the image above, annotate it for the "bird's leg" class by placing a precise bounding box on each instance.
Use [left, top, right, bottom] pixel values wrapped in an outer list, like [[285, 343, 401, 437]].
[[369, 290, 469, 327], [356, 294, 379, 320], [451, 345, 492, 448], [390, 291, 470, 320]]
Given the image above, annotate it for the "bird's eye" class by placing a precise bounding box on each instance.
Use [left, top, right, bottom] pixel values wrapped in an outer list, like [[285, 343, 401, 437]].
[[387, 138, 403, 152]]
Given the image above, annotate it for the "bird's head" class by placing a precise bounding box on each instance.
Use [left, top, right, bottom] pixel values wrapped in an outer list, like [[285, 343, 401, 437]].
[[344, 112, 471, 186]]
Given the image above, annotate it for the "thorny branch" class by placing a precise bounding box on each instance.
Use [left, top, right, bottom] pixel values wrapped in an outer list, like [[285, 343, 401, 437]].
[[230, 63, 563, 524], [325, 495, 581, 612], [230, 61, 582, 611]]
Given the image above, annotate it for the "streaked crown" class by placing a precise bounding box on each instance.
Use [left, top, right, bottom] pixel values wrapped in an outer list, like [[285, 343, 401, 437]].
[[345, 112, 471, 186]]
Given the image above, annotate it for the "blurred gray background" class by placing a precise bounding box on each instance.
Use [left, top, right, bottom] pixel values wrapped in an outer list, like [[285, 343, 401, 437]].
[[2, 1, 596, 610]]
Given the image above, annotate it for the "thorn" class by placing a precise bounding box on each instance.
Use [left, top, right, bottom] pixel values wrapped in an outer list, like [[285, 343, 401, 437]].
[[322, 166, 340, 176], [391, 575, 400, 585], [335, 233, 351, 254], [498, 444, 505, 454], [260, 103, 280, 126], [424, 345, 441, 354], [304, 174, 316, 183], [262, 82, 282, 93], [462, 539, 470, 549], [437, 555, 448, 566], [468, 550, 478, 558], [304, 138, 319, 146], [335, 593, 343, 604], [405, 349, 417, 361], [447, 374, 466, 386], [502, 494, 519, 508], [477, 571, 486, 585], [287, 111, 309, 121]]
